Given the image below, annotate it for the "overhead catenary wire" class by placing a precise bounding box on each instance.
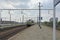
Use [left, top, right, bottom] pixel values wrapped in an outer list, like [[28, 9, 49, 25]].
[[0, 9, 53, 10]]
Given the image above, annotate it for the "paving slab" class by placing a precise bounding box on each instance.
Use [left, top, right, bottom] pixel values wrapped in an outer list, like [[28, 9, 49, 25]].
[[8, 24, 60, 40]]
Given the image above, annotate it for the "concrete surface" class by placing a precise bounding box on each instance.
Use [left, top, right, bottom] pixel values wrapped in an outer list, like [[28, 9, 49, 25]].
[[8, 24, 60, 40]]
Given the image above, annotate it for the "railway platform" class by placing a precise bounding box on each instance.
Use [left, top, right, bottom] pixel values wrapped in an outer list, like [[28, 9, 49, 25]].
[[8, 24, 54, 40]]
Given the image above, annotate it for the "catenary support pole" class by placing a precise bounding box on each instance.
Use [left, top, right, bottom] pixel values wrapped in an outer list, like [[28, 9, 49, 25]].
[[53, 0, 56, 40], [21, 11, 24, 24], [9, 10, 11, 24], [39, 2, 41, 29], [0, 10, 1, 24]]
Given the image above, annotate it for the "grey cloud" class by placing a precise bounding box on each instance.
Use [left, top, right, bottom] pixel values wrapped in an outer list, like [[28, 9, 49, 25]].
[[0, 0, 31, 4], [0, 0, 30, 9], [0, 0, 6, 2], [9, 0, 30, 3], [41, 0, 53, 9], [19, 0, 30, 3], [9, 0, 30, 9], [0, 0, 9, 2], [14, 4, 29, 9]]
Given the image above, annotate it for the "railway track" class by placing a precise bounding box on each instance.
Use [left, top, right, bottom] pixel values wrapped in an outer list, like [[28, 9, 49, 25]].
[[0, 25, 27, 40]]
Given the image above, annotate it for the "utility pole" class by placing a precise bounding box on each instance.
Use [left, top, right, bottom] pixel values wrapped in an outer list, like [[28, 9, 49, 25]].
[[38, 2, 41, 29]]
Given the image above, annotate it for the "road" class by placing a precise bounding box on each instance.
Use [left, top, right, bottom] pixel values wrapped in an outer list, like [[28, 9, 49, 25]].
[[8, 24, 60, 40]]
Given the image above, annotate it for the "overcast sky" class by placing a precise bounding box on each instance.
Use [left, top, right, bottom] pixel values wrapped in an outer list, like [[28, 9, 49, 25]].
[[0, 0, 60, 22]]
